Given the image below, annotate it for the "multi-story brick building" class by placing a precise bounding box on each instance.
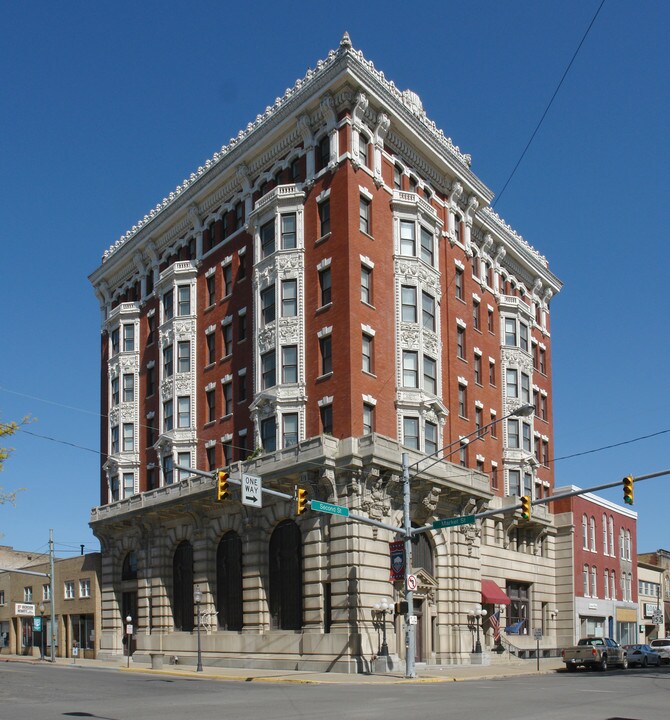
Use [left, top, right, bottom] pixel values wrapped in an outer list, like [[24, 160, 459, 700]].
[[89, 34, 562, 671], [638, 548, 670, 638], [554, 489, 638, 646], [0, 548, 101, 658]]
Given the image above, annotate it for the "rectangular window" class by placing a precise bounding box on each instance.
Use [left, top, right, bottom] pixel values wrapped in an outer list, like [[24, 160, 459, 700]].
[[123, 472, 134, 498], [223, 381, 232, 415], [163, 454, 173, 485], [23, 586, 33, 602], [282, 345, 298, 383], [363, 403, 374, 434], [521, 373, 531, 404], [281, 213, 296, 249], [163, 400, 173, 432], [401, 285, 417, 322], [123, 324, 135, 352], [206, 389, 215, 423], [506, 368, 518, 398], [238, 313, 247, 342], [319, 199, 331, 236], [163, 345, 173, 377], [425, 421, 438, 456], [111, 425, 119, 454], [205, 446, 215, 472], [487, 308, 494, 333], [177, 396, 190, 429], [283, 413, 299, 447], [489, 360, 496, 386], [319, 267, 332, 306], [281, 279, 297, 317], [423, 356, 437, 395], [400, 220, 416, 256], [402, 350, 419, 388], [147, 315, 155, 345], [320, 404, 333, 434], [177, 341, 190, 373], [421, 292, 435, 331], [261, 351, 276, 389], [393, 165, 402, 190], [459, 445, 467, 467], [522, 422, 532, 452], [290, 157, 301, 182], [237, 252, 246, 281], [359, 196, 371, 234], [42, 584, 50, 601], [358, 134, 369, 167], [64, 582, 74, 601], [455, 268, 464, 300], [207, 275, 216, 306], [260, 220, 275, 258], [491, 413, 498, 438], [361, 265, 372, 304], [206, 333, 215, 365], [223, 263, 233, 296], [261, 285, 276, 326], [473, 301, 480, 331], [122, 423, 134, 452], [519, 322, 529, 352], [458, 384, 467, 417], [474, 355, 482, 385], [222, 323, 232, 356], [317, 134, 330, 171], [403, 417, 419, 449], [320, 335, 333, 375], [111, 328, 120, 354], [420, 226, 434, 266], [504, 318, 517, 346], [362, 334, 374, 374], [163, 289, 174, 321], [111, 376, 119, 406], [235, 201, 244, 230], [237, 373, 246, 402], [457, 326, 466, 359], [475, 407, 483, 436], [539, 347, 546, 374], [508, 419, 520, 448], [177, 286, 190, 316], [508, 469, 521, 496]]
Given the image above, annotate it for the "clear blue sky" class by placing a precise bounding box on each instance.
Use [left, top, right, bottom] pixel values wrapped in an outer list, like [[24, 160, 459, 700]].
[[1, 1, 668, 559]]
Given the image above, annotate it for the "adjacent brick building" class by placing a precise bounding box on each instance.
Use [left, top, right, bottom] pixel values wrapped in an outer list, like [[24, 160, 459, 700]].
[[89, 34, 563, 671]]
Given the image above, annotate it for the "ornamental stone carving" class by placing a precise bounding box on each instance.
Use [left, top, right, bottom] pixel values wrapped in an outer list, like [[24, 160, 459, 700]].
[[423, 331, 439, 357], [160, 328, 174, 348], [361, 475, 390, 521], [174, 320, 195, 337], [276, 254, 303, 274], [277, 319, 299, 344], [160, 379, 173, 400], [257, 327, 276, 353], [174, 376, 191, 394], [109, 407, 119, 426], [399, 324, 420, 349]]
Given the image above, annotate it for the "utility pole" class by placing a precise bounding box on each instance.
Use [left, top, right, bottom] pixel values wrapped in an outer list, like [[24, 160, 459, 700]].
[[402, 452, 416, 678], [49, 529, 56, 662]]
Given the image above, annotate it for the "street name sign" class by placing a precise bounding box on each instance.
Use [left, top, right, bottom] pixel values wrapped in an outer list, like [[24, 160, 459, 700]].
[[432, 514, 475, 530], [311, 500, 349, 517], [242, 474, 262, 508]]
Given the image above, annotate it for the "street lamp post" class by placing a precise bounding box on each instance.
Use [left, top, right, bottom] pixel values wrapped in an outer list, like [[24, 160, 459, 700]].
[[125, 615, 132, 668], [39, 603, 45, 660], [194, 586, 203, 672], [373, 598, 391, 657], [470, 604, 487, 654]]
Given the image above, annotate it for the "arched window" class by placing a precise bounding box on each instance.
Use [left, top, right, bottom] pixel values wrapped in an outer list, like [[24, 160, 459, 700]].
[[583, 565, 589, 596], [269, 520, 302, 630], [121, 551, 138, 581], [582, 515, 588, 549], [602, 514, 608, 555], [216, 532, 243, 631], [604, 569, 610, 599], [608, 516, 614, 556], [589, 517, 596, 551], [173, 541, 194, 631], [411, 532, 434, 577], [625, 530, 631, 561], [611, 570, 616, 600], [591, 566, 597, 598], [619, 528, 625, 558]]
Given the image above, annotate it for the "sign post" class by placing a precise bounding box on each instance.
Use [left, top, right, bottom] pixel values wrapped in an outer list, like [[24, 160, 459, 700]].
[[534, 628, 542, 671]]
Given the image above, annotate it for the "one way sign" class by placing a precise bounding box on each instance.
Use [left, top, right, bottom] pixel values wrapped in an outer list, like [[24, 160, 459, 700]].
[[242, 474, 262, 508]]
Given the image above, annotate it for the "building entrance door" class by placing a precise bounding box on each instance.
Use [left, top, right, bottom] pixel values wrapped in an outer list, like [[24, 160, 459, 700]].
[[414, 599, 424, 662]]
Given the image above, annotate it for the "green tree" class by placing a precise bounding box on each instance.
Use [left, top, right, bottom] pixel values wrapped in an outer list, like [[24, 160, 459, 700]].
[[0, 416, 30, 504]]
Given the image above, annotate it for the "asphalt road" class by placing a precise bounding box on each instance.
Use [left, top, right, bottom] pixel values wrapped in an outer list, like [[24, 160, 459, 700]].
[[1, 663, 668, 720]]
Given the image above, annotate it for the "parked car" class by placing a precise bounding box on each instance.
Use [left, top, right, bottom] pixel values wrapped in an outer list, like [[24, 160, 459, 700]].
[[562, 637, 628, 671], [623, 644, 661, 667], [649, 638, 670, 664]]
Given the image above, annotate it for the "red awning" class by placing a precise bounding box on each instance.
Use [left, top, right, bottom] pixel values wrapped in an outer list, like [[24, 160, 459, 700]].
[[481, 579, 511, 605]]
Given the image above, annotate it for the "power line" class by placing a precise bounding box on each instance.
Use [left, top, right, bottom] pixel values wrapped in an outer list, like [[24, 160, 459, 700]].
[[493, 0, 607, 207]]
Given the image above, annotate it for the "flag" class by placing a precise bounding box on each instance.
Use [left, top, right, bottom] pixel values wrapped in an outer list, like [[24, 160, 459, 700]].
[[490, 610, 501, 643]]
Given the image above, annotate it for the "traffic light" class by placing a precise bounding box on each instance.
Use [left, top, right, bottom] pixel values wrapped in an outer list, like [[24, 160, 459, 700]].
[[216, 471, 229, 502], [520, 495, 531, 521], [296, 487, 308, 515], [395, 601, 409, 615], [623, 475, 634, 505]]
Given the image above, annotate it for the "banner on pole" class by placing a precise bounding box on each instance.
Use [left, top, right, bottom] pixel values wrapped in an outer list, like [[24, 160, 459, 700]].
[[389, 541, 405, 581]]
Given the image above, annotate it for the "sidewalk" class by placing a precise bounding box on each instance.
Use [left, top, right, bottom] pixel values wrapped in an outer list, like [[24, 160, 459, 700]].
[[1, 653, 564, 684]]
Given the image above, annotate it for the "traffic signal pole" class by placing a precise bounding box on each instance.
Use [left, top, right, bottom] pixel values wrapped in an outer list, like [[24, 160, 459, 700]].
[[402, 452, 416, 679]]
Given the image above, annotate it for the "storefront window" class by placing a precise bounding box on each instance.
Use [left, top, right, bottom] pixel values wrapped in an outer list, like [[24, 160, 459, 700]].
[[71, 614, 95, 650]]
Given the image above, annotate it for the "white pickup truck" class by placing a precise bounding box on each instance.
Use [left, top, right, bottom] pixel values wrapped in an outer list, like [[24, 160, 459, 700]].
[[562, 637, 629, 671]]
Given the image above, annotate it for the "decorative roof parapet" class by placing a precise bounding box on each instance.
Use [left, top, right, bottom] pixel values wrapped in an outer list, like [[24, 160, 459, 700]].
[[102, 33, 471, 263], [481, 207, 548, 268]]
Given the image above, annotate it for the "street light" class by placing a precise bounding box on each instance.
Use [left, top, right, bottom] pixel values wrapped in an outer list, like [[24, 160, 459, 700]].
[[38, 603, 45, 660], [194, 585, 203, 672], [373, 598, 391, 657], [470, 604, 487, 654], [125, 615, 132, 668]]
